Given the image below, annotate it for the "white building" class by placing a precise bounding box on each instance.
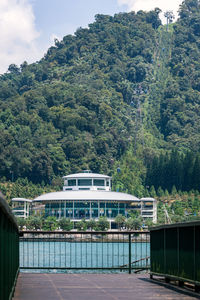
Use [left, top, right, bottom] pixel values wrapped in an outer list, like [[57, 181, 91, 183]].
[[12, 198, 32, 219], [140, 198, 157, 224], [12, 171, 157, 225]]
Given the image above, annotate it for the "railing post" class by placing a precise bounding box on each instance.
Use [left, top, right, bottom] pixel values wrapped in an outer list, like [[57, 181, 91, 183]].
[[194, 225, 196, 282], [164, 228, 166, 275], [129, 233, 131, 274], [0, 211, 3, 300], [177, 227, 179, 277]]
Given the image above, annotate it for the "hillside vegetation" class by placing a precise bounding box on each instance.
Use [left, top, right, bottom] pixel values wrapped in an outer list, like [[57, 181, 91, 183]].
[[0, 0, 200, 201]]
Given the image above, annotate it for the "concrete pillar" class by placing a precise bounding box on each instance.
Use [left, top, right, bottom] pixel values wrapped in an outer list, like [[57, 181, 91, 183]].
[[90, 201, 92, 218], [64, 200, 66, 218]]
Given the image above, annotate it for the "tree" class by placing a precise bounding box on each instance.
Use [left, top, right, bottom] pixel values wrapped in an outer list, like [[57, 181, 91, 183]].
[[125, 217, 142, 230], [76, 219, 87, 231], [144, 218, 154, 229], [149, 186, 157, 198], [96, 217, 109, 231], [43, 216, 58, 231], [58, 218, 73, 231], [192, 155, 200, 191], [29, 216, 42, 230], [125, 218, 135, 230], [171, 214, 185, 223], [31, 151, 53, 184], [128, 209, 140, 218], [8, 64, 20, 74], [20, 61, 28, 71], [26, 216, 42, 230], [179, 0, 200, 20], [17, 218, 26, 230], [171, 185, 178, 196], [146, 8, 162, 29], [115, 214, 126, 230], [131, 217, 143, 230], [87, 219, 96, 230], [157, 186, 164, 197]]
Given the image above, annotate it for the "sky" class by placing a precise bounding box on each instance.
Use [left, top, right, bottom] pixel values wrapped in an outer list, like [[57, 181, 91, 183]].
[[0, 0, 183, 74]]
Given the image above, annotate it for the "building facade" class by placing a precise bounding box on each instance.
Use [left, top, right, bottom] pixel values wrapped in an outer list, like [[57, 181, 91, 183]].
[[12, 171, 157, 225], [12, 198, 32, 219]]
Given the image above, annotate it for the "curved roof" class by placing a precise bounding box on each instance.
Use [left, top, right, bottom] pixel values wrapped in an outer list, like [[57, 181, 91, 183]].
[[12, 198, 32, 203], [140, 197, 156, 202], [63, 173, 111, 179], [34, 191, 139, 202]]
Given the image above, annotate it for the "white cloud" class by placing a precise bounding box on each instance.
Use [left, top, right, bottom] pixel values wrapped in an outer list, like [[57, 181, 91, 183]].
[[117, 0, 183, 22], [0, 0, 42, 74]]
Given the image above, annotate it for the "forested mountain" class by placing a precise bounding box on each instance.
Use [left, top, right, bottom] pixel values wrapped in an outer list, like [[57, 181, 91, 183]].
[[0, 0, 200, 197]]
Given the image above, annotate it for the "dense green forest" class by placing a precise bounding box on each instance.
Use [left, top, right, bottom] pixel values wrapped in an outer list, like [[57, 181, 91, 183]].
[[0, 0, 200, 203]]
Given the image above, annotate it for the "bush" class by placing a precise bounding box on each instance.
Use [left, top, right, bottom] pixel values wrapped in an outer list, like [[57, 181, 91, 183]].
[[43, 216, 58, 231], [58, 218, 73, 230], [95, 217, 109, 231], [87, 219, 96, 230], [76, 219, 87, 231]]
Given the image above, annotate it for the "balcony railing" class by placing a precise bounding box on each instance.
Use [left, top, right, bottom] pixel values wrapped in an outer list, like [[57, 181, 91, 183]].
[[150, 221, 200, 291], [0, 192, 19, 300]]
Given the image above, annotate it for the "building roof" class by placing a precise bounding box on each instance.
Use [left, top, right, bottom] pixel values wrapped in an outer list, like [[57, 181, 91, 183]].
[[63, 173, 111, 179], [12, 198, 32, 203], [34, 191, 139, 202], [140, 197, 156, 202]]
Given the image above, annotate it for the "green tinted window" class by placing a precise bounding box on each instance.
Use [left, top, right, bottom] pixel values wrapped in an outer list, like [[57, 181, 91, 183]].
[[78, 179, 92, 186], [68, 179, 76, 186], [94, 179, 105, 186]]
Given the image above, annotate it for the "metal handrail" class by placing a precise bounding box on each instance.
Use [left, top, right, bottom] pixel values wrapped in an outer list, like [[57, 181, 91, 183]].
[[0, 192, 18, 230], [20, 230, 150, 234], [150, 221, 200, 292], [0, 192, 19, 300], [19, 230, 150, 273]]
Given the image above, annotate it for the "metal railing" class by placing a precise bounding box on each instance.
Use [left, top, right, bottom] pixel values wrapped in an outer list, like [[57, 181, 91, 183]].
[[150, 221, 200, 291], [20, 231, 150, 273], [0, 192, 19, 300]]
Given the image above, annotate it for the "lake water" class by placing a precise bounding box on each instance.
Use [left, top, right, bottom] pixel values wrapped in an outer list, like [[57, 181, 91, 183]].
[[20, 241, 150, 273]]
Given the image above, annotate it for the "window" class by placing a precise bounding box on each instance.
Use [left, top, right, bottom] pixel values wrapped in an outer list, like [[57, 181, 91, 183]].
[[51, 203, 59, 208], [91, 202, 98, 208], [78, 179, 92, 186], [106, 180, 110, 186], [142, 211, 153, 216], [65, 188, 72, 190], [106, 203, 118, 208], [66, 202, 73, 208], [143, 205, 153, 209], [79, 188, 90, 190], [68, 179, 76, 186], [94, 179, 105, 186], [15, 212, 24, 216]]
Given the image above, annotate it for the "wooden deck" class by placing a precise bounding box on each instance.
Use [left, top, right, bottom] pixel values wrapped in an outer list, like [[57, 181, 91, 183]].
[[13, 273, 199, 300]]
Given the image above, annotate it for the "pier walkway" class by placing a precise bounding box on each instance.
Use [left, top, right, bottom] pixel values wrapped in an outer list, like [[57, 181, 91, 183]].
[[13, 273, 199, 300]]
